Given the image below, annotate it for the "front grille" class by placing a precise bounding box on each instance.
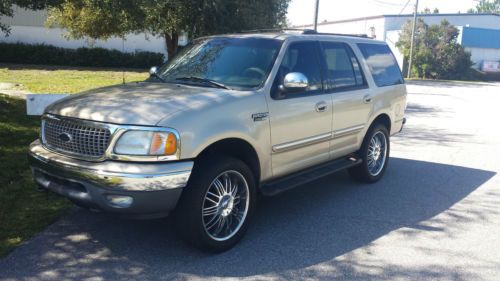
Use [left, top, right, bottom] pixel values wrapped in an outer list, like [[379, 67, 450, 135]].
[[42, 117, 111, 158]]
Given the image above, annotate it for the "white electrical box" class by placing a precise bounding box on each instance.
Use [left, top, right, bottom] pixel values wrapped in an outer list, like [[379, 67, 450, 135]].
[[26, 94, 70, 116]]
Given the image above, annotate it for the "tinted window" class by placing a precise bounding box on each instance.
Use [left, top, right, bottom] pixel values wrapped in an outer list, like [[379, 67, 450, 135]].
[[157, 37, 282, 90], [357, 43, 404, 87], [321, 42, 366, 90], [274, 41, 323, 95]]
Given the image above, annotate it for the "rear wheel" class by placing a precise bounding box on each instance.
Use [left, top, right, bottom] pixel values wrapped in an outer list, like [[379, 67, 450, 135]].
[[349, 123, 390, 183], [174, 156, 256, 252]]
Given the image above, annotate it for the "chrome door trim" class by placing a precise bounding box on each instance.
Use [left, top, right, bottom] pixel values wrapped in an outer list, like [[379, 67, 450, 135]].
[[272, 132, 332, 153], [333, 124, 365, 139]]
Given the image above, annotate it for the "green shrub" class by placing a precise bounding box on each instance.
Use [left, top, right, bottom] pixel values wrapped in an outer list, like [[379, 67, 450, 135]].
[[0, 42, 165, 69], [397, 19, 474, 80]]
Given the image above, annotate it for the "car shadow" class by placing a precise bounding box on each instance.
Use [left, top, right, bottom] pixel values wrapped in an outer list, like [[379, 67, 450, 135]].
[[0, 157, 496, 280]]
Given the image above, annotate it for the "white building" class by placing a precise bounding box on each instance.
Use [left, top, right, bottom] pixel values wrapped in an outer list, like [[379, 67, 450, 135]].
[[2, 7, 499, 71], [296, 13, 500, 72], [0, 6, 188, 57]]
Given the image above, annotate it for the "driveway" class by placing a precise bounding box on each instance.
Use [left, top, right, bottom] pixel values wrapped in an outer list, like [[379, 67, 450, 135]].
[[1, 80, 500, 281]]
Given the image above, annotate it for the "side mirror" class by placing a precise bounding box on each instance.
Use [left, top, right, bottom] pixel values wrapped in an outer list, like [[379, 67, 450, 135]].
[[149, 66, 159, 76], [279, 72, 309, 94]]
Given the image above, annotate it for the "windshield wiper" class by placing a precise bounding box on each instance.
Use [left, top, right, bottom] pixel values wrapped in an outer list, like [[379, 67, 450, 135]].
[[150, 72, 167, 83], [175, 76, 230, 89]]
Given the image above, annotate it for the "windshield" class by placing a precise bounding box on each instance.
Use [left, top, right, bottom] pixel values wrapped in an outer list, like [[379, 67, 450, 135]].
[[156, 37, 283, 90]]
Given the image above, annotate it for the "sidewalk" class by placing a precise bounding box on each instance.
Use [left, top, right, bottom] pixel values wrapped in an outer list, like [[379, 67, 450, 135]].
[[0, 82, 29, 99]]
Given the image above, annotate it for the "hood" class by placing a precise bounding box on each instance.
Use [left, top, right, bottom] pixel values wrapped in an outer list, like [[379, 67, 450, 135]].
[[45, 82, 229, 125]]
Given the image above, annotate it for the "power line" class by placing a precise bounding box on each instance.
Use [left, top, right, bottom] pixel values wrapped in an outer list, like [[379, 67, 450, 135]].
[[373, 0, 407, 7], [398, 0, 412, 14]]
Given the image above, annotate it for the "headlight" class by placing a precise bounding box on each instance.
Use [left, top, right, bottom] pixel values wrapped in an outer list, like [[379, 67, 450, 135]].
[[114, 130, 178, 156]]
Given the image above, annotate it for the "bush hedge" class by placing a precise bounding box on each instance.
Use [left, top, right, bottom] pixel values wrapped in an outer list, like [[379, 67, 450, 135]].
[[0, 42, 165, 69]]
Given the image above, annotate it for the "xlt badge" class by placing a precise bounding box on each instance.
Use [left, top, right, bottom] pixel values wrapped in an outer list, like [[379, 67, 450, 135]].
[[252, 112, 268, 122]]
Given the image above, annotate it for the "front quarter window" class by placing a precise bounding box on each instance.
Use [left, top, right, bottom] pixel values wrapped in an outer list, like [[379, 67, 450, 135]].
[[157, 37, 283, 90]]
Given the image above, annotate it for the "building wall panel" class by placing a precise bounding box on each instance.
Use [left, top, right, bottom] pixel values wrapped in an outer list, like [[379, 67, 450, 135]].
[[1, 26, 169, 55]]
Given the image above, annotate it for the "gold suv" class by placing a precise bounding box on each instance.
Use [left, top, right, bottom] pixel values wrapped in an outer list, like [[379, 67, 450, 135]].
[[29, 30, 407, 252]]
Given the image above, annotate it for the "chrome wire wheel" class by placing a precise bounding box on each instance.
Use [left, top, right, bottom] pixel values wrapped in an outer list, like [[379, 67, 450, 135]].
[[367, 131, 388, 177], [202, 170, 250, 241]]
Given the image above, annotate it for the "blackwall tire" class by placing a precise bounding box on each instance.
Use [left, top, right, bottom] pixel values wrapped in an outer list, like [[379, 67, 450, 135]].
[[348, 123, 390, 183], [174, 156, 256, 252]]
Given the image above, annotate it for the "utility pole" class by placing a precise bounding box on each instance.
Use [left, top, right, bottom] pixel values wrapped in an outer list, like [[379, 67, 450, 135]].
[[122, 37, 126, 84], [313, 0, 320, 31], [407, 0, 419, 78]]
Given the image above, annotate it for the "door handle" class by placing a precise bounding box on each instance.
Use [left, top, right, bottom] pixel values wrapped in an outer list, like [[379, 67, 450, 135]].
[[363, 95, 372, 103], [315, 101, 328, 112]]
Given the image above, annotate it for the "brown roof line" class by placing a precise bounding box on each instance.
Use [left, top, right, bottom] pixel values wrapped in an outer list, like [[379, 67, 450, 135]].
[[292, 13, 500, 28], [293, 15, 385, 28]]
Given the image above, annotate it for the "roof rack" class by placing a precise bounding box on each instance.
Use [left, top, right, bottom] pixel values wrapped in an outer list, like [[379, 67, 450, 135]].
[[237, 28, 307, 34], [303, 30, 370, 38], [237, 28, 370, 38]]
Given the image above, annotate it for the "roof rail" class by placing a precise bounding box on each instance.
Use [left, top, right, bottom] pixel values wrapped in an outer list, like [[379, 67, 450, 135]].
[[320, 33, 369, 38], [237, 28, 307, 34], [303, 30, 370, 38], [237, 28, 371, 38]]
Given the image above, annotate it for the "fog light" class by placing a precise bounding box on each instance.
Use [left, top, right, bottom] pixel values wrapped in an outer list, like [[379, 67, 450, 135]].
[[106, 195, 133, 208]]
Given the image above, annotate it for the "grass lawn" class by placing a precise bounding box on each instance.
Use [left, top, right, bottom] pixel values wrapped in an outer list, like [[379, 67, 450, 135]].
[[0, 94, 72, 257], [0, 63, 148, 94], [0, 64, 148, 257]]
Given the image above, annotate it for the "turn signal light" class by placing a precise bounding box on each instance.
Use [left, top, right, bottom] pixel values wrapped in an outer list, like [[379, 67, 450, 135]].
[[150, 132, 177, 155]]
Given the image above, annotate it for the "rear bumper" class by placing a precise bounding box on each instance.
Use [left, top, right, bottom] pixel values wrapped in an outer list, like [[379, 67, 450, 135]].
[[28, 140, 193, 218], [400, 117, 406, 132], [392, 117, 406, 135]]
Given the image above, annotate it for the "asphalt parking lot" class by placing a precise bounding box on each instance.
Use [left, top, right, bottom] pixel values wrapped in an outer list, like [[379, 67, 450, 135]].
[[1, 80, 500, 281]]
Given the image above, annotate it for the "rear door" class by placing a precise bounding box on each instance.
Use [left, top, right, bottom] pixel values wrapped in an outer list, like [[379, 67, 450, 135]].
[[266, 40, 333, 177], [319, 41, 373, 159]]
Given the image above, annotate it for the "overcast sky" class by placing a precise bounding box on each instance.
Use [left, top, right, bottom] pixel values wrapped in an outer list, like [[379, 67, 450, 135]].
[[287, 0, 478, 26]]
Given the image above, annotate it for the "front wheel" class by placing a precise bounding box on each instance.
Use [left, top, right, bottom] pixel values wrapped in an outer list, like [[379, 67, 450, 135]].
[[174, 156, 256, 252], [349, 123, 390, 183]]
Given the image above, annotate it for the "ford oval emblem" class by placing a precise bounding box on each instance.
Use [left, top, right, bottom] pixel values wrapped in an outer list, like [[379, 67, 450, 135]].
[[58, 132, 72, 143]]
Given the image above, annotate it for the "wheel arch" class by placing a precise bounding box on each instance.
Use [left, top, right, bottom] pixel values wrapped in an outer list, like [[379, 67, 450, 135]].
[[369, 113, 392, 133], [195, 138, 261, 183]]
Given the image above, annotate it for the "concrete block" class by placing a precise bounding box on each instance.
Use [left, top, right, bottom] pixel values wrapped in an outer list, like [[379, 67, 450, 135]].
[[26, 94, 69, 115]]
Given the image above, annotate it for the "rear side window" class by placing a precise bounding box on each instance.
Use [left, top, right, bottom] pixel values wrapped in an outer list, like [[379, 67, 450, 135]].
[[321, 42, 366, 90], [357, 43, 404, 87]]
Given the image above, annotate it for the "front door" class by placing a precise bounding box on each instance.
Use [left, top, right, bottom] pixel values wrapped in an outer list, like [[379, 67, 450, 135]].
[[266, 41, 333, 177]]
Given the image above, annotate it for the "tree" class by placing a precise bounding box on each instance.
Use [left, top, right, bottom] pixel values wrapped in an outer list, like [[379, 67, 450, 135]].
[[47, 0, 291, 59], [396, 19, 473, 79], [0, 0, 61, 35], [467, 0, 500, 13], [0, 1, 14, 34], [421, 7, 439, 14]]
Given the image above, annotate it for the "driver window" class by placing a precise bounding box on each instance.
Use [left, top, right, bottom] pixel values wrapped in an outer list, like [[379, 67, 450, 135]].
[[273, 41, 323, 96]]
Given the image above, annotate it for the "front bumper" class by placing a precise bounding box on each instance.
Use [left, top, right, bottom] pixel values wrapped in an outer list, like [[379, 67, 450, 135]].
[[28, 140, 193, 218]]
